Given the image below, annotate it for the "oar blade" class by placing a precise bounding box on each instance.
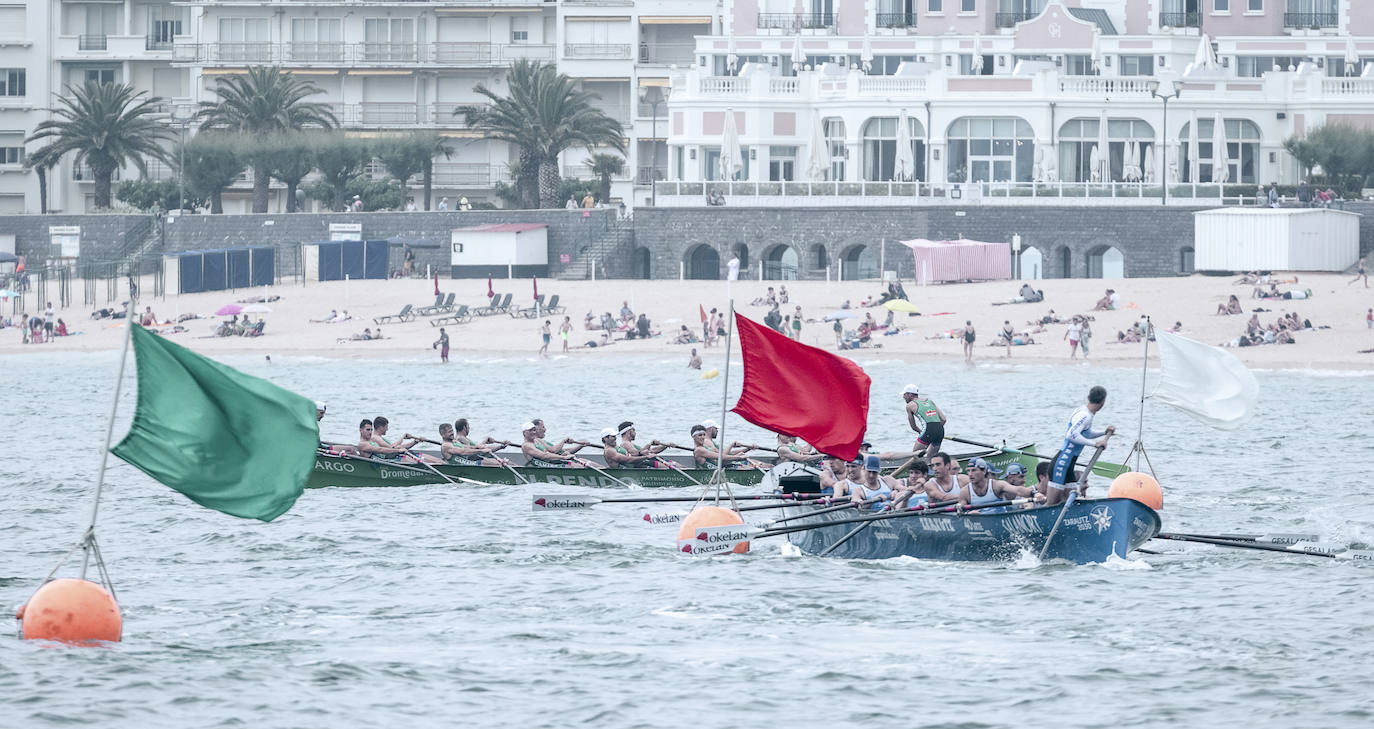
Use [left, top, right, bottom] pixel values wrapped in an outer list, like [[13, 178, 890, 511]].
[[679, 524, 760, 556], [531, 494, 602, 511], [642, 511, 685, 525]]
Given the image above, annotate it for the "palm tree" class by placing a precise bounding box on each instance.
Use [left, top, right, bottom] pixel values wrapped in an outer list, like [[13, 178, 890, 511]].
[[197, 66, 337, 213], [457, 60, 624, 208], [586, 153, 624, 204], [26, 81, 173, 209]]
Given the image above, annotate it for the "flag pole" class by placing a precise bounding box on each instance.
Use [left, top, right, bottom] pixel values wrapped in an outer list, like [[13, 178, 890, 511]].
[[715, 301, 734, 488], [1126, 316, 1155, 477], [80, 281, 137, 581]]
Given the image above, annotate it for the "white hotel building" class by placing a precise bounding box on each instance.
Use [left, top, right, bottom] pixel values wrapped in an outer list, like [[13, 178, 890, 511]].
[[0, 0, 1372, 213]]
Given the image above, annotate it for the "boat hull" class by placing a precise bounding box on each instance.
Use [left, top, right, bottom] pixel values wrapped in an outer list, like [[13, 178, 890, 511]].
[[782, 498, 1162, 564], [306, 453, 765, 489]]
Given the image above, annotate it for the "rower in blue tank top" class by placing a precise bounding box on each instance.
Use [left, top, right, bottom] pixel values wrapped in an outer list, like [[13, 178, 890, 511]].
[[851, 455, 893, 511]]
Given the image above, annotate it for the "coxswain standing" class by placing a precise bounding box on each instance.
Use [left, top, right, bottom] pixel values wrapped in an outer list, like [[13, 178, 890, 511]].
[[902, 384, 947, 460], [1044, 386, 1115, 506]]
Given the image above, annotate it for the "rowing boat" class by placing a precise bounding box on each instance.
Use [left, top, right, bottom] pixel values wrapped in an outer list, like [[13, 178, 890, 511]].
[[780, 498, 1162, 564], [306, 452, 767, 489]]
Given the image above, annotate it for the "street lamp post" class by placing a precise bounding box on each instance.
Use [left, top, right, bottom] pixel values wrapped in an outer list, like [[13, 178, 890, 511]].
[[639, 86, 667, 206], [1150, 80, 1182, 207], [169, 106, 196, 213]]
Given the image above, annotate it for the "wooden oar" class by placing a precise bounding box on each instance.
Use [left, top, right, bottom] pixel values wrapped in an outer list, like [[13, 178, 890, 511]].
[[1164, 531, 1332, 546], [567, 455, 638, 488], [1154, 533, 1374, 562], [1037, 443, 1107, 560], [945, 435, 1125, 478], [412, 436, 528, 485], [400, 447, 500, 488], [533, 492, 823, 511]]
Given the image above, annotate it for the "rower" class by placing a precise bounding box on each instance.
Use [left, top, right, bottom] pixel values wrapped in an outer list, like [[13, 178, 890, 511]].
[[700, 419, 753, 461], [357, 419, 407, 460], [600, 428, 656, 468], [964, 457, 1033, 510], [521, 419, 585, 467], [1045, 386, 1115, 506], [831, 458, 866, 500], [1002, 462, 1042, 505], [850, 455, 894, 510], [690, 425, 731, 468], [817, 455, 847, 493], [315, 401, 327, 423], [776, 434, 823, 464], [1032, 461, 1052, 502], [618, 421, 667, 466], [455, 418, 506, 460], [892, 459, 930, 510], [371, 416, 441, 463], [441, 421, 501, 466], [923, 452, 969, 506], [902, 385, 947, 460]]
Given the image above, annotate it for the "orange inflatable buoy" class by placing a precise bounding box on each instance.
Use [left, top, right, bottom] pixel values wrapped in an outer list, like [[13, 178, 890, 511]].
[[677, 505, 749, 554], [1108, 472, 1163, 511], [19, 578, 122, 644]]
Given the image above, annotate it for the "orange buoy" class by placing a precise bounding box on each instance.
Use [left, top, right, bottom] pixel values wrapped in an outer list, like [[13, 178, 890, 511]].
[[18, 578, 122, 644], [1108, 472, 1163, 510], [677, 505, 749, 554]]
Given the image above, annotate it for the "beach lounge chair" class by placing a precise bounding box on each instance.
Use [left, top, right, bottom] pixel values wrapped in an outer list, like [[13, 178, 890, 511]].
[[243, 320, 265, 337], [419, 293, 455, 316], [494, 293, 514, 314], [511, 295, 545, 319], [544, 294, 564, 314], [430, 305, 471, 327], [373, 304, 414, 324], [473, 294, 501, 316]]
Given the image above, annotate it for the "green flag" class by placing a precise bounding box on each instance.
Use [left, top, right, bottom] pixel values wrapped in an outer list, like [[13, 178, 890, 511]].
[[112, 324, 318, 521]]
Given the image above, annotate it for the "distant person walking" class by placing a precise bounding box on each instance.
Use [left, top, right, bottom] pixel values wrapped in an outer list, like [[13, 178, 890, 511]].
[[434, 328, 450, 363], [962, 320, 976, 363], [1065, 317, 1082, 359], [1350, 256, 1368, 288], [540, 320, 552, 358], [560, 316, 572, 352], [688, 348, 702, 369]]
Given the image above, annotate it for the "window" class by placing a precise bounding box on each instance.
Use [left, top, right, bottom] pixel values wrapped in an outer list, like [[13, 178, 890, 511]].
[[84, 68, 115, 84], [0, 147, 22, 165], [1248, 0, 1262, 9], [1062, 54, 1097, 76], [871, 55, 917, 75], [0, 69, 24, 96], [1237, 55, 1303, 76], [824, 118, 845, 181], [291, 18, 342, 61], [1179, 118, 1262, 183], [511, 16, 529, 43], [1058, 118, 1156, 183], [962, 0, 976, 10], [365, 18, 415, 61], [862, 117, 925, 181], [958, 54, 996, 75], [768, 146, 797, 181], [152, 68, 185, 98], [1214, 0, 1229, 11], [928, 0, 942, 11], [946, 117, 1034, 183], [219, 17, 270, 61], [702, 146, 748, 181], [1119, 55, 1154, 76]]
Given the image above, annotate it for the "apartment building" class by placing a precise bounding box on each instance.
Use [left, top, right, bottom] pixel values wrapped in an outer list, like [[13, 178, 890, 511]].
[[0, 0, 717, 213], [663, 0, 1374, 203]]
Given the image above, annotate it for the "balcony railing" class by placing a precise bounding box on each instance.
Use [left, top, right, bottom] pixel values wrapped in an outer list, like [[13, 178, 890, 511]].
[[1058, 77, 1156, 95], [78, 34, 107, 51], [432, 102, 487, 126], [176, 42, 556, 66], [1159, 11, 1201, 28], [1284, 12, 1338, 28], [283, 42, 346, 63], [757, 13, 835, 31], [636, 166, 667, 184], [431, 163, 510, 187], [639, 42, 695, 65], [212, 42, 274, 62], [699, 76, 749, 94], [145, 36, 174, 51], [564, 43, 633, 59], [1322, 78, 1374, 94], [875, 12, 917, 29], [73, 165, 120, 182], [995, 11, 1037, 28], [359, 42, 419, 63], [857, 76, 925, 94]]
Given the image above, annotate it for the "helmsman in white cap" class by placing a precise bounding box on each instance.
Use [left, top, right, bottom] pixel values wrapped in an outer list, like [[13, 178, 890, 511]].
[[902, 384, 947, 460], [315, 401, 327, 422], [600, 427, 657, 468], [521, 418, 586, 468]]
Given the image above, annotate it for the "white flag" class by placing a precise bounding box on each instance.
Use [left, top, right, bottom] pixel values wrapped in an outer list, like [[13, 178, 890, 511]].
[[1151, 331, 1258, 430], [727, 257, 740, 281]]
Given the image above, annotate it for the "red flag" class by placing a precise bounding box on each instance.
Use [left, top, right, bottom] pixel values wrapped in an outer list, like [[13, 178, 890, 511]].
[[486, 275, 494, 299], [433, 272, 440, 297], [532, 275, 539, 302], [699, 304, 708, 324], [730, 313, 870, 460]]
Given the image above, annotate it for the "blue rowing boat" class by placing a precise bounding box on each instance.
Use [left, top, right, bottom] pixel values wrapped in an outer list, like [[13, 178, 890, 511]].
[[782, 498, 1162, 564]]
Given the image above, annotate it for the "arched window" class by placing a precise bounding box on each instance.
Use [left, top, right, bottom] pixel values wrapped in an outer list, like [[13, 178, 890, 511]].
[[1019, 246, 1044, 280], [685, 245, 720, 280], [840, 244, 870, 280], [823, 118, 846, 181], [812, 243, 828, 270], [1180, 119, 1262, 183], [862, 117, 925, 181], [763, 245, 799, 280], [1058, 119, 1156, 183], [947, 117, 1035, 182], [1087, 245, 1125, 279]]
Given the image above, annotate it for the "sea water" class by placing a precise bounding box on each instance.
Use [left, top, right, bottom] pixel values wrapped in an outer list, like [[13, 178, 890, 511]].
[[2, 352, 1372, 728]]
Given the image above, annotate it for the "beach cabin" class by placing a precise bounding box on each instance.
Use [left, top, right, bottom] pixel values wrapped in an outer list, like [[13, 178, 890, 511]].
[[164, 247, 274, 294], [1193, 208, 1360, 273], [450, 223, 549, 278], [900, 238, 1012, 284], [301, 240, 390, 282]]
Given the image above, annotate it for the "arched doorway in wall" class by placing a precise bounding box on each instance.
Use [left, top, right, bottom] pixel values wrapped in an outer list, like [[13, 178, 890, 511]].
[[1087, 245, 1124, 279], [731, 243, 749, 275], [1058, 246, 1074, 279], [811, 243, 828, 272], [685, 244, 720, 280], [1019, 246, 1043, 280], [763, 244, 799, 280], [632, 246, 651, 279], [840, 244, 869, 280]]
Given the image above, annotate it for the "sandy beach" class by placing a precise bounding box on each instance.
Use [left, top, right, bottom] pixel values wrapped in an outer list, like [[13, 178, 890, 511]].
[[4, 272, 1372, 371]]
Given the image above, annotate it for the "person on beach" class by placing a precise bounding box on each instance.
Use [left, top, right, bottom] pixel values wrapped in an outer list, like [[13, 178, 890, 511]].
[[560, 316, 572, 353], [903, 384, 946, 459], [539, 320, 551, 358], [833, 318, 843, 349], [1065, 317, 1082, 359], [1350, 257, 1368, 288], [434, 328, 450, 363], [1000, 320, 1015, 357], [1217, 295, 1243, 315], [688, 348, 701, 369], [1079, 318, 1092, 359], [1367, 308, 1372, 330], [962, 320, 976, 363], [1045, 386, 1116, 506]]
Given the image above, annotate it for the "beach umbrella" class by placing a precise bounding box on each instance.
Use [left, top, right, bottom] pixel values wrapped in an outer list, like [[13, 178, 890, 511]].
[[823, 311, 856, 321], [532, 275, 539, 302], [0, 251, 16, 263], [486, 274, 494, 299], [971, 33, 984, 74], [882, 299, 919, 314], [1188, 110, 1201, 183], [1193, 33, 1217, 71], [1145, 144, 1157, 183], [240, 303, 272, 314], [1346, 37, 1360, 76], [895, 110, 916, 181], [1088, 145, 1101, 182], [807, 111, 830, 181], [1213, 113, 1230, 184], [1097, 112, 1111, 182], [791, 34, 805, 69], [215, 304, 242, 316], [433, 271, 440, 297], [861, 34, 874, 72], [720, 108, 743, 181]]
